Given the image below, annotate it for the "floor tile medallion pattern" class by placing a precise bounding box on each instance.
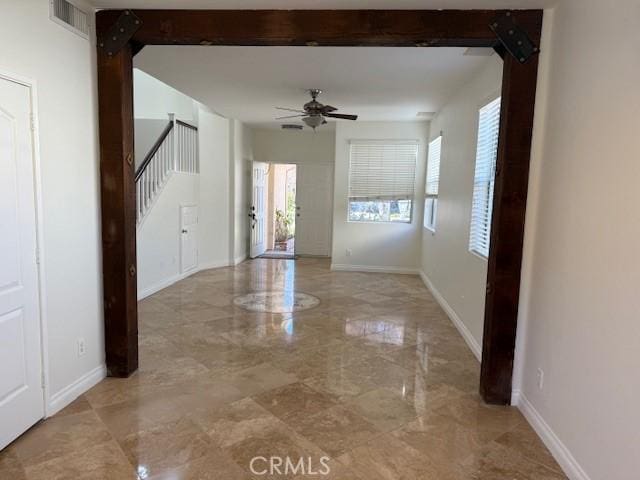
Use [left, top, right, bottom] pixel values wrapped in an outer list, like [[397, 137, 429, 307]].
[[0, 258, 566, 480], [233, 291, 320, 313]]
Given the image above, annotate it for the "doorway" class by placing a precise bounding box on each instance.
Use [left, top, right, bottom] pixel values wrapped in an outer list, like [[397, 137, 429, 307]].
[[264, 163, 296, 259], [0, 74, 45, 449]]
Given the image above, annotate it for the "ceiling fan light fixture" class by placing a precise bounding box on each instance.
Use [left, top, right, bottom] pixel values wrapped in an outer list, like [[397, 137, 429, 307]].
[[302, 115, 324, 128]]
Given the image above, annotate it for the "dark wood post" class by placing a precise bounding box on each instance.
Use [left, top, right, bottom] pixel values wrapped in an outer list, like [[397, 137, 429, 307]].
[[480, 53, 540, 404], [97, 41, 138, 377]]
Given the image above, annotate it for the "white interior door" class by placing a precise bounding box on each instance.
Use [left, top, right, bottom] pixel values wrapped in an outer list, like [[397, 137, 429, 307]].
[[296, 163, 334, 256], [180, 205, 198, 273], [0, 77, 44, 449], [250, 162, 267, 258]]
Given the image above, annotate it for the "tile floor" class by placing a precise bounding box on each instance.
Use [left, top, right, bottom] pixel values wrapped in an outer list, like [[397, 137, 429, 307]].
[[0, 258, 566, 479]]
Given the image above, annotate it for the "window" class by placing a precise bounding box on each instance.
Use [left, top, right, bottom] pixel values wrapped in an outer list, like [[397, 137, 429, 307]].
[[348, 141, 418, 223], [469, 97, 501, 258], [424, 136, 442, 231]]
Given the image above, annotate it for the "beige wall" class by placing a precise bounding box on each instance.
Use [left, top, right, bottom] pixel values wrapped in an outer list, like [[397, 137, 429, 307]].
[[421, 56, 503, 357], [513, 2, 640, 479]]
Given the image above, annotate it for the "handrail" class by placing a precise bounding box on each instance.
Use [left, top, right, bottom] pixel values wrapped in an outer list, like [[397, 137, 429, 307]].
[[176, 119, 198, 131], [135, 121, 174, 181]]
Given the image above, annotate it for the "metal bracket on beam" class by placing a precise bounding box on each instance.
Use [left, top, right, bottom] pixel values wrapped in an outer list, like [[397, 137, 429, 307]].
[[99, 10, 142, 57], [490, 12, 539, 64]]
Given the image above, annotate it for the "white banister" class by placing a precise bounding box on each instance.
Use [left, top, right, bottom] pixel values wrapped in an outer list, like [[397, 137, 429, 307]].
[[135, 114, 199, 224]]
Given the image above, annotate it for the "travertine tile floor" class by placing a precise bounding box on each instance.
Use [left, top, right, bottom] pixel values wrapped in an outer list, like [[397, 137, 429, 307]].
[[0, 258, 567, 479]]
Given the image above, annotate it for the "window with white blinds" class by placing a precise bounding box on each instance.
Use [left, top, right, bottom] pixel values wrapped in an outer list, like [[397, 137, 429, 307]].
[[469, 97, 501, 258], [348, 141, 418, 223], [424, 136, 442, 231]]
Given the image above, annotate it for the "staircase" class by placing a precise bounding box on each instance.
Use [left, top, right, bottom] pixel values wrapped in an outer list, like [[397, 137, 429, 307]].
[[135, 115, 199, 223]]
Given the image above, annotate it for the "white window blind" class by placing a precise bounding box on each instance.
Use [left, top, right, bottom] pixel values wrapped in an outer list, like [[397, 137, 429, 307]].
[[425, 136, 442, 197], [424, 136, 442, 230], [348, 141, 418, 201], [469, 97, 501, 258]]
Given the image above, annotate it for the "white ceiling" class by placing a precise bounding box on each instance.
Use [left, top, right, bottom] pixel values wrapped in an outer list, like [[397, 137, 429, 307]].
[[135, 46, 497, 126], [92, 0, 556, 9]]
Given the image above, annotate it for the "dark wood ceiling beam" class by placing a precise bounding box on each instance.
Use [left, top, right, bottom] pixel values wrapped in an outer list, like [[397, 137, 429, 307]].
[[96, 9, 541, 48]]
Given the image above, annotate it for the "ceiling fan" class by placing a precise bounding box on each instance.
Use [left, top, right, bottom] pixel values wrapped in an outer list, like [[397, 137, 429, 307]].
[[276, 89, 358, 130]]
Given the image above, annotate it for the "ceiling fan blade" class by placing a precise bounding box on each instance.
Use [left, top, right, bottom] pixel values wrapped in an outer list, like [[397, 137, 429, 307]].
[[325, 113, 358, 120], [276, 114, 305, 120], [321, 105, 337, 113], [276, 107, 307, 113]]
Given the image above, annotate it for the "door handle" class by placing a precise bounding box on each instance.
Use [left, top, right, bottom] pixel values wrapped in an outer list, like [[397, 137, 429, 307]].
[[182, 229, 188, 234]]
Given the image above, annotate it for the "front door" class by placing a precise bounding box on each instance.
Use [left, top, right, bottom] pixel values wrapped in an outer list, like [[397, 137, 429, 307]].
[[0, 76, 44, 449], [296, 163, 333, 256], [180, 205, 198, 274], [250, 162, 267, 258]]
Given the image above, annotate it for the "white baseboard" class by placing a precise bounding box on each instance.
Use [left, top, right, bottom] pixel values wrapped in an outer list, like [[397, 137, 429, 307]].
[[47, 364, 106, 417], [138, 271, 188, 300], [515, 392, 591, 480], [419, 270, 482, 361], [199, 260, 232, 270], [233, 254, 247, 265], [330, 264, 419, 275], [139, 258, 247, 300]]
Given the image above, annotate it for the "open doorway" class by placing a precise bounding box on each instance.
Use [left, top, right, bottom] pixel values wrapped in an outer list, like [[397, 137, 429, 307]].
[[264, 163, 296, 259], [249, 162, 297, 260]]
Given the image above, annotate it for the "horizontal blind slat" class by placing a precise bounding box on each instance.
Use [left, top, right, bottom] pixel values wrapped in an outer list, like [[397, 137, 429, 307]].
[[469, 97, 501, 257]]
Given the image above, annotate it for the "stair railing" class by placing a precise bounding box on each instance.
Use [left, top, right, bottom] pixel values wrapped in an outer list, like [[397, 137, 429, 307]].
[[134, 115, 199, 223]]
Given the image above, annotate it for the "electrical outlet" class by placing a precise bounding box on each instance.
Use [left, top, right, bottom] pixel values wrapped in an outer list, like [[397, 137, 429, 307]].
[[345, 249, 352, 257], [77, 338, 86, 357], [537, 368, 544, 390]]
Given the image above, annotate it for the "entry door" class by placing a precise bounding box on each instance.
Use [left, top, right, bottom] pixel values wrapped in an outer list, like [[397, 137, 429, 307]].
[[0, 77, 44, 449], [296, 163, 333, 256], [250, 162, 267, 258], [180, 205, 198, 274]]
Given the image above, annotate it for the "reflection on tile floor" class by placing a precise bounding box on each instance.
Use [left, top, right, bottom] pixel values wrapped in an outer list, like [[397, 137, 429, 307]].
[[0, 258, 566, 479]]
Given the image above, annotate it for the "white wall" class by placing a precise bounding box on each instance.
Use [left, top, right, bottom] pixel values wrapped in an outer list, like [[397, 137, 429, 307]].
[[512, 2, 640, 479], [197, 108, 232, 269], [136, 173, 199, 297], [421, 56, 503, 356], [331, 121, 428, 272], [134, 119, 168, 169], [134, 70, 239, 296], [252, 127, 335, 165], [133, 68, 195, 122], [0, 0, 104, 412], [231, 120, 253, 263]]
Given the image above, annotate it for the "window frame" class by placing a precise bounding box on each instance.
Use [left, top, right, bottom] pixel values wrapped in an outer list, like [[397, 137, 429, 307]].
[[469, 95, 501, 259], [424, 135, 442, 232], [346, 140, 419, 225]]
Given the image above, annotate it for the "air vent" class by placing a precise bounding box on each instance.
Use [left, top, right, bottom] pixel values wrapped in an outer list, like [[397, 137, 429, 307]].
[[50, 0, 90, 39], [282, 124, 303, 130]]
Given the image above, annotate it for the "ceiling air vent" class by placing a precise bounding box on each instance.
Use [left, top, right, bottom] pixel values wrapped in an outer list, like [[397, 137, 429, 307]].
[[50, 0, 90, 39], [282, 124, 303, 130]]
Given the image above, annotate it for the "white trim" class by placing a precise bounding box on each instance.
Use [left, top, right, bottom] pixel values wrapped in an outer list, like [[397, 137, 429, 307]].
[[138, 259, 239, 300], [514, 392, 592, 480], [330, 264, 419, 275], [419, 270, 482, 361], [199, 260, 232, 270], [233, 254, 247, 265], [138, 269, 196, 300], [0, 70, 50, 424], [47, 365, 106, 417]]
